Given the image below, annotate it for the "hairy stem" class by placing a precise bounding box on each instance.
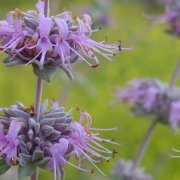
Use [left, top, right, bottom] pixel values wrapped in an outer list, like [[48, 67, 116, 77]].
[[30, 170, 38, 180], [132, 120, 158, 170], [34, 0, 49, 122], [31, 1, 50, 179], [35, 77, 43, 122]]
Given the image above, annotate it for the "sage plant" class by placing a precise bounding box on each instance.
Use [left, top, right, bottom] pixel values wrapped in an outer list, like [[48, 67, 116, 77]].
[[114, 61, 180, 179], [1, 0, 121, 80], [0, 0, 122, 180]]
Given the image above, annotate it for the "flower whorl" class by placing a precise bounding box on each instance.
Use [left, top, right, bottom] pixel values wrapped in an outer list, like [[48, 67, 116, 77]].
[[0, 100, 118, 178], [0, 1, 121, 80], [117, 78, 180, 130], [0, 100, 73, 167]]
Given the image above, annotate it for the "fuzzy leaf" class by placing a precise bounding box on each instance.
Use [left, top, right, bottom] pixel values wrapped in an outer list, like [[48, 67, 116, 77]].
[[33, 64, 57, 82], [4, 108, 30, 119], [37, 157, 51, 168], [3, 56, 24, 66], [32, 150, 44, 161], [40, 125, 54, 137], [131, 106, 157, 120], [0, 159, 11, 175], [18, 162, 36, 180], [60, 65, 74, 80]]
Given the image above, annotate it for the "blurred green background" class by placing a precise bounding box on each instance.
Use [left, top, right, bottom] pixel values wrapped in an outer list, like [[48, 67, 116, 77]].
[[1, 0, 180, 179]]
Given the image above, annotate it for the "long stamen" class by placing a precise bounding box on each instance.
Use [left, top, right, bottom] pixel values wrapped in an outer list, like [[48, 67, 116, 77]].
[[172, 148, 180, 153], [90, 127, 118, 131], [64, 159, 92, 173], [75, 146, 106, 176], [88, 143, 112, 154]]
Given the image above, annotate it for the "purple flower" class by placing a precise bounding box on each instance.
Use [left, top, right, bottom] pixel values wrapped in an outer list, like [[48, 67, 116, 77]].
[[0, 14, 27, 55], [68, 16, 120, 67], [143, 87, 159, 112], [118, 79, 145, 103], [0, 125, 7, 150], [0, 120, 21, 165], [47, 137, 92, 180], [53, 18, 70, 65], [28, 14, 53, 67], [169, 101, 180, 130], [68, 110, 118, 176], [47, 138, 69, 180], [118, 79, 160, 112], [118, 88, 144, 103], [36, 0, 45, 15]]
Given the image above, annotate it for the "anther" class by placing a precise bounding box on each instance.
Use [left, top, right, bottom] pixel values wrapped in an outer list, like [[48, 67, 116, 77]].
[[91, 63, 99, 68]]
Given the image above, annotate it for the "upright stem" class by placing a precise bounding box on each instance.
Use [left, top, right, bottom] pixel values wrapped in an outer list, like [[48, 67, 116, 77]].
[[30, 170, 38, 180], [31, 1, 49, 180], [167, 59, 180, 92], [34, 0, 48, 122], [35, 77, 43, 122], [132, 120, 158, 170], [44, 0, 49, 17]]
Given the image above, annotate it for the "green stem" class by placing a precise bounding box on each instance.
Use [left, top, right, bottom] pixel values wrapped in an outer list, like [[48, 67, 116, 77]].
[[35, 77, 43, 122], [30, 170, 38, 180], [167, 59, 180, 93], [132, 120, 158, 170]]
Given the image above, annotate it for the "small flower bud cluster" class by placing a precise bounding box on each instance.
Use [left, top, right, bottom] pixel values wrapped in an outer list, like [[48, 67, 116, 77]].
[[117, 78, 180, 130], [164, 0, 180, 36], [0, 100, 117, 178], [111, 159, 153, 180]]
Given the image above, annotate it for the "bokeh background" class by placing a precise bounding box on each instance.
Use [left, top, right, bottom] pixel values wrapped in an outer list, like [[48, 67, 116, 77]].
[[1, 0, 180, 179]]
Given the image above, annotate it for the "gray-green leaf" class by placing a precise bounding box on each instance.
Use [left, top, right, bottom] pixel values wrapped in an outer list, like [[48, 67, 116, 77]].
[[33, 64, 57, 82], [18, 162, 36, 180], [0, 159, 11, 175]]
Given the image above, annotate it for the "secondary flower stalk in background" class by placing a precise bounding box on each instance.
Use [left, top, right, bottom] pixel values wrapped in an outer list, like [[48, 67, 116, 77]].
[[114, 59, 180, 179], [117, 76, 180, 130]]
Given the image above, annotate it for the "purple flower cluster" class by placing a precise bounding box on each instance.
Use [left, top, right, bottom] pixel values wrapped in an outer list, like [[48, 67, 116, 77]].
[[0, 100, 117, 179], [0, 1, 121, 79], [164, 0, 180, 36], [117, 78, 180, 130]]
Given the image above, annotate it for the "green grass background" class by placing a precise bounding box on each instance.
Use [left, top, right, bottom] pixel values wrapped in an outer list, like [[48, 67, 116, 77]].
[[1, 0, 180, 179]]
